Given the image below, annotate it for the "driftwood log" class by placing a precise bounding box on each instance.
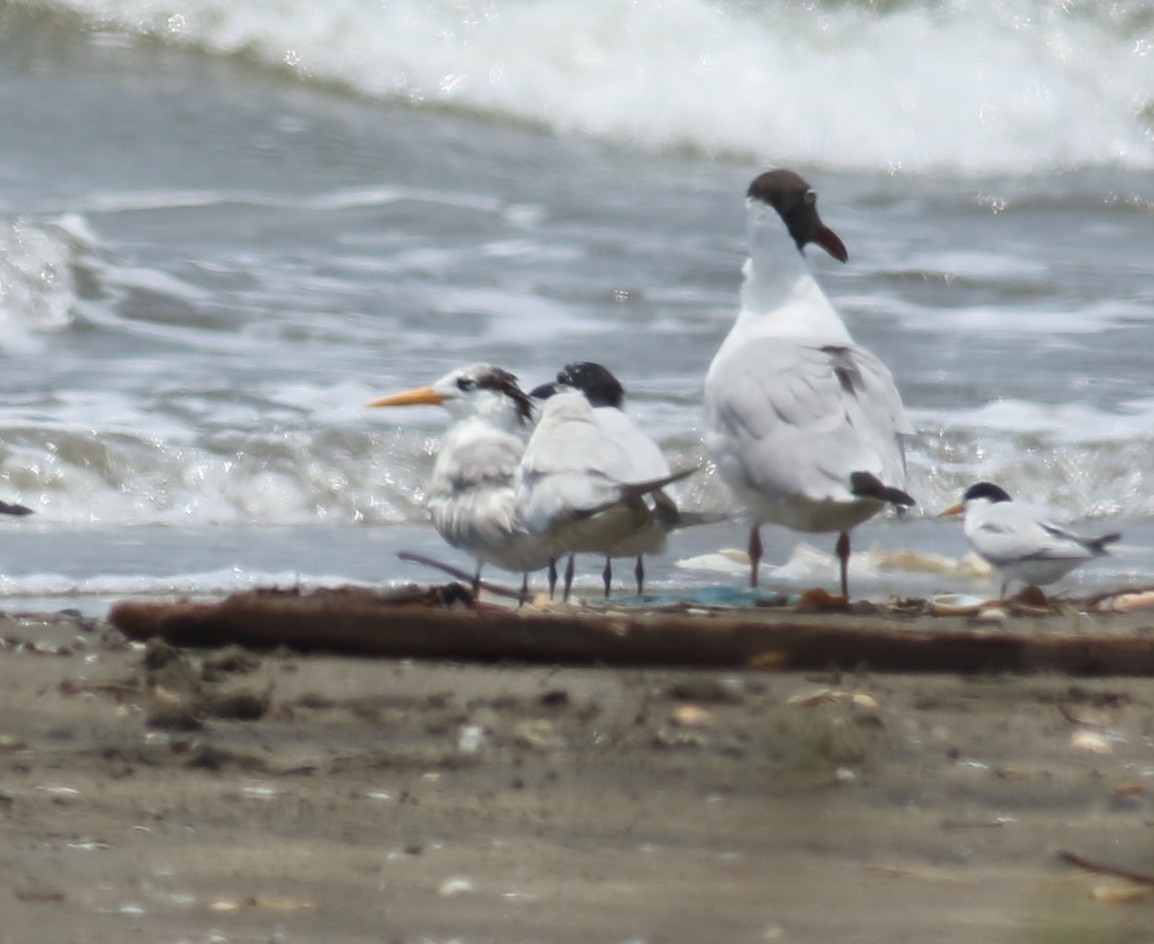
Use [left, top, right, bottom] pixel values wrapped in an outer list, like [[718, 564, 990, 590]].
[[106, 585, 1154, 676]]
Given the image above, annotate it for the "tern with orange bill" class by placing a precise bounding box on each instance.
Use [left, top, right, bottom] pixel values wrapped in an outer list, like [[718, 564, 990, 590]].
[[940, 482, 1120, 599], [366, 364, 551, 601]]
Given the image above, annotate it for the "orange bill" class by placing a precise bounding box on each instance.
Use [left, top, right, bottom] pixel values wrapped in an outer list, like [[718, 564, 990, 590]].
[[365, 385, 445, 408]]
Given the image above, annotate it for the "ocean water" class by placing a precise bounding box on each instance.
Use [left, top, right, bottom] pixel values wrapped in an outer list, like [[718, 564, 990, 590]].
[[1, 0, 1153, 614]]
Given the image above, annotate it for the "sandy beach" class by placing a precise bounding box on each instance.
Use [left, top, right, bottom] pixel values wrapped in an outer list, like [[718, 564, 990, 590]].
[[3, 597, 1154, 943], [1, 7, 1151, 942]]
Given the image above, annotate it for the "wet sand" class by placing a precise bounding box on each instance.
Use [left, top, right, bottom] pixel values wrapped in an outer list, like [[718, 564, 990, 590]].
[[3, 607, 1154, 943]]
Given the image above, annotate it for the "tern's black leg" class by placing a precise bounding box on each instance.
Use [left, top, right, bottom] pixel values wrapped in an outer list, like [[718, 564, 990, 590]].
[[563, 554, 576, 603], [518, 572, 529, 608], [836, 531, 851, 599], [472, 563, 482, 595], [602, 556, 612, 598], [634, 555, 644, 596], [548, 558, 558, 600], [748, 527, 762, 589]]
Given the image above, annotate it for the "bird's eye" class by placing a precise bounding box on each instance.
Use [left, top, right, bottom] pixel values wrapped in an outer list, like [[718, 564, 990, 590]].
[[457, 377, 475, 391]]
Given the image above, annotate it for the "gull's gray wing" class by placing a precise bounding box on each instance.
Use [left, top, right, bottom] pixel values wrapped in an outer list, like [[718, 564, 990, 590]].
[[705, 338, 912, 505]]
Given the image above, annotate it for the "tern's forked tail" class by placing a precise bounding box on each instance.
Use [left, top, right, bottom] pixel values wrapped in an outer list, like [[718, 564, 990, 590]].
[[573, 465, 702, 521]]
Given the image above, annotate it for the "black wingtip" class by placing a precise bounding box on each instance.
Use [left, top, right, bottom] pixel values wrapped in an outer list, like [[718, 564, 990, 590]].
[[1091, 532, 1121, 552], [849, 472, 915, 507], [617, 465, 700, 503], [0, 500, 33, 517], [572, 466, 703, 522]]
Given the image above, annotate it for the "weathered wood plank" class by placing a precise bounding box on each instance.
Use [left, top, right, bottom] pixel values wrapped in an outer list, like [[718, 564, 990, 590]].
[[107, 585, 1154, 676]]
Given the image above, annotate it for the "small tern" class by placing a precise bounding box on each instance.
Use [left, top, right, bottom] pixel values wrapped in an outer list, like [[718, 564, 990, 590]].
[[366, 364, 551, 601], [704, 168, 915, 599], [531, 361, 686, 596], [516, 383, 693, 601], [940, 482, 1120, 598]]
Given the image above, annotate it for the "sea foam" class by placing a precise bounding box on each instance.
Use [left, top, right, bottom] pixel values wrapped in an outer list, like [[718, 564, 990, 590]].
[[29, 0, 1154, 174]]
